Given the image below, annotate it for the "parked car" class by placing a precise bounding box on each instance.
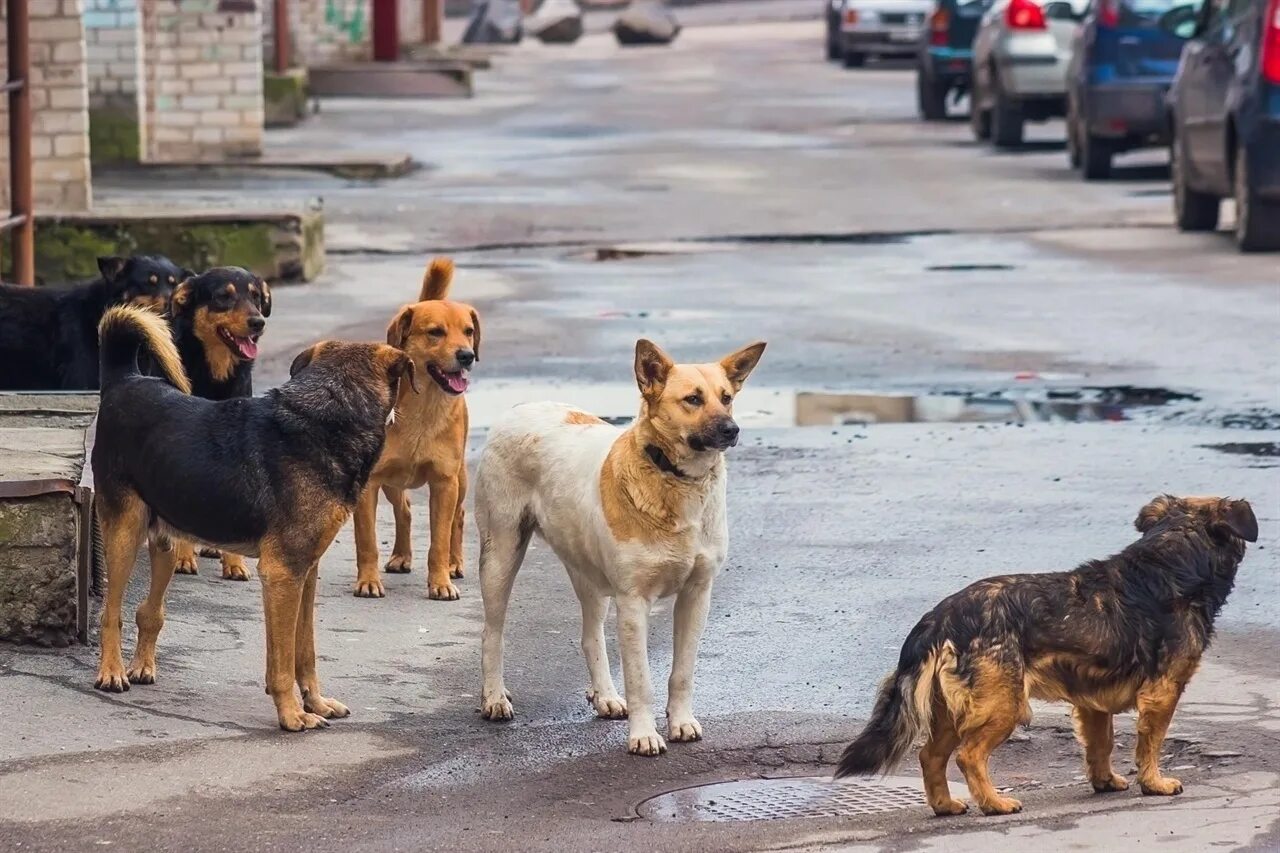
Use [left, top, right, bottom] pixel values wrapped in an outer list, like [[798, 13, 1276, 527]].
[[1167, 0, 1280, 251], [970, 0, 1088, 147], [917, 0, 989, 119], [826, 0, 846, 59], [1065, 0, 1193, 179], [836, 0, 934, 67]]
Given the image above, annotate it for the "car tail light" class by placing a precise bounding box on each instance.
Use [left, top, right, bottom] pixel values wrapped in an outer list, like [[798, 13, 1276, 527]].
[[929, 8, 950, 45], [843, 7, 859, 25], [1097, 0, 1119, 27], [1263, 0, 1280, 84], [1006, 0, 1046, 30]]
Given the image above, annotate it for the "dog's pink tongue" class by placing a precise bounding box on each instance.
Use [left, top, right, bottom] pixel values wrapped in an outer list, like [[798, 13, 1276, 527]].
[[236, 337, 259, 360], [446, 372, 469, 394]]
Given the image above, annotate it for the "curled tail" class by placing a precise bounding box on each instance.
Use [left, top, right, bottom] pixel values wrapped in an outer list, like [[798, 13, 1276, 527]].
[[835, 623, 945, 778], [98, 305, 191, 394], [419, 256, 455, 301]]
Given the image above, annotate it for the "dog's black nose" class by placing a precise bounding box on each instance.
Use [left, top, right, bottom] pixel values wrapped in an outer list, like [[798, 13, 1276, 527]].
[[456, 348, 476, 368], [247, 315, 266, 334], [717, 420, 740, 443]]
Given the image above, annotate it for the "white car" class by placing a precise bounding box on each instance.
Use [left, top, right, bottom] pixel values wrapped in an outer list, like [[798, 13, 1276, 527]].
[[969, 0, 1087, 147], [837, 0, 934, 67]]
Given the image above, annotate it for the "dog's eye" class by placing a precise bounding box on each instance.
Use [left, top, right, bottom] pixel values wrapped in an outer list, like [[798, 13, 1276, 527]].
[[721, 393, 732, 405], [464, 327, 474, 336], [684, 394, 702, 406], [428, 327, 446, 338]]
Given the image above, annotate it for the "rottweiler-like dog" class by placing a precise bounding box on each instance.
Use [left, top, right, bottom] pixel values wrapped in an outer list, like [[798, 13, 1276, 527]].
[[836, 495, 1257, 816], [92, 305, 415, 731], [0, 255, 187, 390], [166, 267, 272, 581]]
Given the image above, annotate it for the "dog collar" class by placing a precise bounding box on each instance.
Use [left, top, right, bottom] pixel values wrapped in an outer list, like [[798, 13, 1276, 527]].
[[644, 444, 691, 480]]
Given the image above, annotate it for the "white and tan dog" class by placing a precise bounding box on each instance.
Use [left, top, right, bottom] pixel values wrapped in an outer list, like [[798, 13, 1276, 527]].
[[475, 338, 766, 756]]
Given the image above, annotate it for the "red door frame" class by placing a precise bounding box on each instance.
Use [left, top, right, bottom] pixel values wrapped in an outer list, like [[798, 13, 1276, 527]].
[[372, 0, 399, 61]]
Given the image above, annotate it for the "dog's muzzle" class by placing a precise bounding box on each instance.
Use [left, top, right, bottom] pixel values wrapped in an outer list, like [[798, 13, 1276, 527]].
[[690, 418, 740, 451]]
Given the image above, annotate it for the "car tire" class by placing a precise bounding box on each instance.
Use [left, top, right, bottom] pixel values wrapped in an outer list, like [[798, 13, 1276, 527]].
[[1172, 131, 1220, 232], [827, 35, 841, 61], [969, 80, 991, 141], [1066, 101, 1082, 168], [1081, 133, 1112, 180], [843, 50, 866, 68], [990, 72, 1024, 149], [917, 71, 948, 121], [1234, 142, 1280, 252]]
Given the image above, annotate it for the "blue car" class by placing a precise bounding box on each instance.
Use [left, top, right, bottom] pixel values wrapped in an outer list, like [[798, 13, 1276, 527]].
[[1167, 0, 1280, 251], [1065, 0, 1192, 179]]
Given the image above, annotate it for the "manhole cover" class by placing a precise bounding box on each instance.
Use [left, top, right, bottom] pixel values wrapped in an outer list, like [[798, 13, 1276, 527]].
[[637, 775, 962, 823]]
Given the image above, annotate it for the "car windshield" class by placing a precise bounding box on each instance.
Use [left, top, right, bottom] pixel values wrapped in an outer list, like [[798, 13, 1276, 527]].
[[1119, 0, 1192, 24]]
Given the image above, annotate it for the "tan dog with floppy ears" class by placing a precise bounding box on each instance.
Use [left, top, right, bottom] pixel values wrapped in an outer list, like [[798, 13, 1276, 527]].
[[352, 258, 478, 600]]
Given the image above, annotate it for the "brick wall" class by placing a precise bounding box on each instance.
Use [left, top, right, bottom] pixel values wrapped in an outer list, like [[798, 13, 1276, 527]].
[[0, 0, 93, 212], [84, 0, 142, 163], [140, 0, 264, 162], [262, 0, 371, 67]]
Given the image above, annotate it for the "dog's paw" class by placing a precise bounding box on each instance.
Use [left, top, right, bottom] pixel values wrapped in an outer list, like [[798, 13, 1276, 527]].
[[1092, 773, 1130, 793], [587, 689, 628, 719], [481, 689, 514, 721], [385, 554, 412, 574], [931, 798, 969, 817], [628, 730, 667, 757], [668, 717, 703, 742], [220, 557, 251, 582], [1140, 776, 1183, 796], [198, 546, 221, 558], [303, 693, 351, 719], [978, 796, 1022, 816], [449, 561, 464, 579], [278, 710, 331, 732], [94, 661, 130, 693], [173, 553, 199, 575], [126, 658, 157, 686], [354, 577, 385, 598], [428, 579, 460, 601]]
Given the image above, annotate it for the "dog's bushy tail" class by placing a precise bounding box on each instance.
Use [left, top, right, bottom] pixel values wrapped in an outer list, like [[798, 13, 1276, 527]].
[[419, 256, 455, 301], [835, 621, 945, 779], [99, 305, 191, 394]]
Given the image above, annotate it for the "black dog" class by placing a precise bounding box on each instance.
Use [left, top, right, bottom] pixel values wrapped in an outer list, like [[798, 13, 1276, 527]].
[[166, 267, 272, 580], [92, 305, 415, 731], [0, 255, 188, 391]]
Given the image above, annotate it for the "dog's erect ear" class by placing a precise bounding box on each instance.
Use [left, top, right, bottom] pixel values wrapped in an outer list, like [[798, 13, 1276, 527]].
[[1135, 495, 1177, 533], [469, 307, 481, 362], [386, 305, 414, 350], [169, 280, 193, 316], [634, 339, 674, 397], [419, 256, 455, 302], [720, 341, 767, 392], [1214, 499, 1258, 543], [289, 343, 321, 378], [259, 280, 272, 317], [179, 267, 195, 281], [97, 257, 127, 283], [390, 351, 419, 395]]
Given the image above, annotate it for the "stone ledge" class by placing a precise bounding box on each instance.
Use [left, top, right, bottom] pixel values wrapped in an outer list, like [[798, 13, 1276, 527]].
[[152, 150, 416, 180], [264, 68, 309, 129], [308, 61, 474, 99]]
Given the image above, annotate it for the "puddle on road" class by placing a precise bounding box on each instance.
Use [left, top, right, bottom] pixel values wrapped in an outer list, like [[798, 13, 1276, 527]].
[[1202, 442, 1280, 467], [464, 382, 1199, 430]]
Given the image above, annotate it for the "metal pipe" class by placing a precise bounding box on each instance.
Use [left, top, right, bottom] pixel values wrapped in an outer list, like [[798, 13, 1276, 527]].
[[7, 0, 33, 286], [273, 0, 290, 73]]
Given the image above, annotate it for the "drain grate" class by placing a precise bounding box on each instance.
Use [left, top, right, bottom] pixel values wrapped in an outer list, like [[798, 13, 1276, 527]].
[[638, 776, 951, 823]]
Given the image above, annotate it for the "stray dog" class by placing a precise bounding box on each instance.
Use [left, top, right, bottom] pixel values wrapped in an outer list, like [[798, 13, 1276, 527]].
[[352, 257, 478, 600], [476, 338, 766, 755], [836, 495, 1258, 816], [167, 267, 272, 581], [0, 255, 187, 390], [92, 306, 414, 731]]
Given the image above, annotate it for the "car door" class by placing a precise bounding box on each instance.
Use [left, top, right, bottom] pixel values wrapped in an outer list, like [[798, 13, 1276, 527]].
[[1190, 0, 1242, 189]]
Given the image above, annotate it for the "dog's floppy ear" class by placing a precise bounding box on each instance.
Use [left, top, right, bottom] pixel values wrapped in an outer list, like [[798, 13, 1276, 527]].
[[419, 256, 455, 302], [289, 343, 322, 378], [259, 280, 272, 318], [1135, 495, 1177, 533], [634, 339, 674, 397], [469, 307, 481, 362], [98, 256, 127, 283], [169, 279, 194, 316], [390, 350, 419, 395], [386, 305, 414, 350], [1214, 499, 1258, 543], [720, 341, 766, 392]]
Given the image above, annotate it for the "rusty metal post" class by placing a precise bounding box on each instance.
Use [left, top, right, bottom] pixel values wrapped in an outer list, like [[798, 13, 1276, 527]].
[[7, 0, 34, 286], [422, 0, 442, 44], [273, 0, 291, 73]]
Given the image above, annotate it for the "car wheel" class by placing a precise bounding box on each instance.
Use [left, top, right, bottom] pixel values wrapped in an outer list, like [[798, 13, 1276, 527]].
[[1066, 101, 1082, 168], [826, 34, 841, 61], [843, 50, 866, 68], [1081, 133, 1112, 180], [990, 72, 1024, 149], [1234, 141, 1280, 252], [1172, 131, 1220, 232], [969, 79, 991, 141], [918, 71, 948, 121]]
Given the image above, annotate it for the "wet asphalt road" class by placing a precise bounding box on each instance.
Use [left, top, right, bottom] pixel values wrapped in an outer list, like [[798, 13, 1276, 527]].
[[4, 8, 1280, 853]]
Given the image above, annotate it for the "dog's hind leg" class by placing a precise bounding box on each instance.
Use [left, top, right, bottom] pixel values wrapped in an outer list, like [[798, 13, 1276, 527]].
[[567, 571, 626, 719], [127, 535, 179, 685], [384, 485, 413, 574], [295, 562, 350, 721], [1135, 676, 1188, 796], [173, 539, 199, 575], [617, 593, 665, 757], [478, 514, 532, 721], [1073, 707, 1128, 793], [920, 699, 968, 816], [258, 555, 327, 732], [954, 660, 1025, 815], [667, 578, 712, 743], [352, 484, 386, 598], [94, 493, 148, 692], [448, 465, 467, 580]]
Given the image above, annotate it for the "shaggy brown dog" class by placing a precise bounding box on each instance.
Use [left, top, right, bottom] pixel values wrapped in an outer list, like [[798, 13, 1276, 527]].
[[836, 495, 1257, 816]]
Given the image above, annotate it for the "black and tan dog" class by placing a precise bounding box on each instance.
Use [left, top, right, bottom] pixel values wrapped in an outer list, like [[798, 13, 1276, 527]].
[[836, 495, 1257, 816], [92, 305, 415, 731], [166, 267, 272, 581], [0, 255, 187, 390]]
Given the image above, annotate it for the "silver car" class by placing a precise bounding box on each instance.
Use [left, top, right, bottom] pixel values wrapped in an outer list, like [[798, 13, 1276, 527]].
[[969, 0, 1087, 147], [838, 0, 934, 67]]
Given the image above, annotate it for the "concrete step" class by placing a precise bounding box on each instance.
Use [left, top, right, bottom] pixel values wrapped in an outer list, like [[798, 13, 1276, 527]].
[[308, 61, 474, 99]]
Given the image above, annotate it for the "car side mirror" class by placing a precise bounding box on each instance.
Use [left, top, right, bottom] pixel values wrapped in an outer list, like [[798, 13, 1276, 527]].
[[1157, 4, 1202, 39]]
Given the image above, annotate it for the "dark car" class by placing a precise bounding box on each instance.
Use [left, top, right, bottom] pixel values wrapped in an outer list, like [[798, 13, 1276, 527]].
[[917, 0, 989, 119], [1167, 0, 1280, 251], [1065, 0, 1192, 179], [826, 0, 845, 59]]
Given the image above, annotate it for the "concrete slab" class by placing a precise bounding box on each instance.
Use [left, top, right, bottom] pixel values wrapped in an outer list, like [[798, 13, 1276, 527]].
[[308, 62, 474, 99], [151, 150, 417, 181]]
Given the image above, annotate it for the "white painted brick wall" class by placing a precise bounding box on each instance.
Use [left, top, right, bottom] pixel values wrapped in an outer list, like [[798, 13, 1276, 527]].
[[261, 0, 372, 67]]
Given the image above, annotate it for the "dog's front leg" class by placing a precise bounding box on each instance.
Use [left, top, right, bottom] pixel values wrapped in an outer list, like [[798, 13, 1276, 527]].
[[295, 562, 350, 721], [1135, 677, 1187, 796], [259, 559, 328, 732], [667, 578, 712, 743], [352, 484, 385, 598], [426, 473, 461, 600], [616, 593, 665, 756]]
